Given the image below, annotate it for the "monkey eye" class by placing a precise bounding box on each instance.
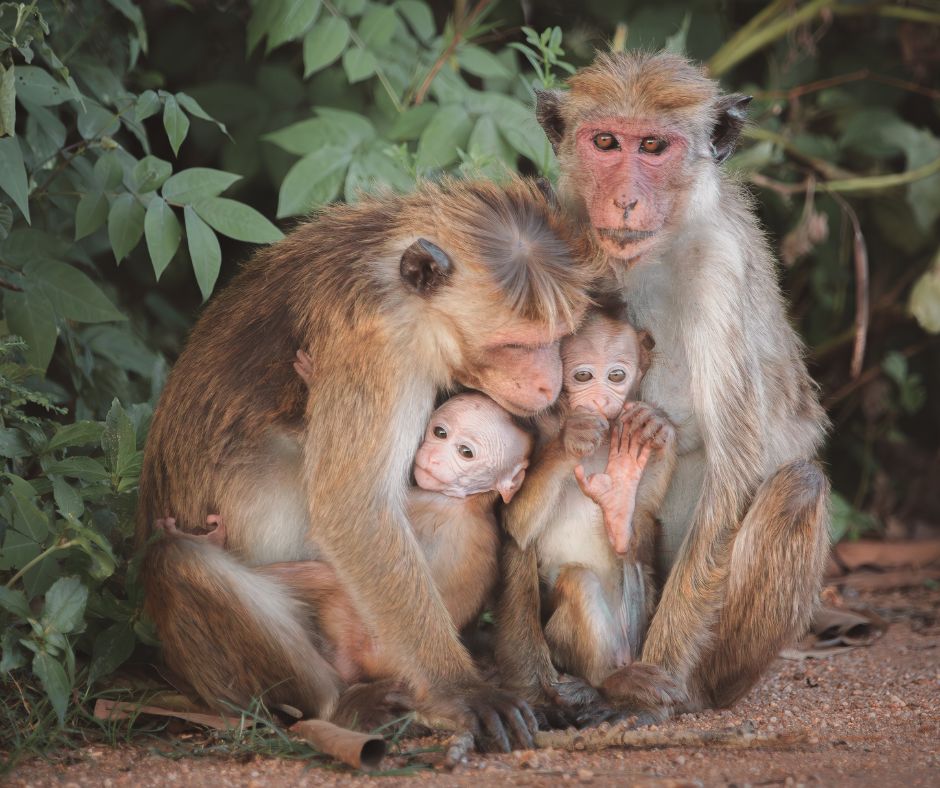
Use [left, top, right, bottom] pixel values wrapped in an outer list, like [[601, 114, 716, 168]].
[[639, 137, 668, 154], [593, 132, 619, 151], [608, 368, 626, 383], [573, 370, 593, 383], [433, 426, 447, 439], [457, 444, 474, 459]]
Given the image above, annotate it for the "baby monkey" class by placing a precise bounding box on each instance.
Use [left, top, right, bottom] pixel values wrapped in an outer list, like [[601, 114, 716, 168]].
[[502, 311, 676, 689], [157, 358, 533, 685]]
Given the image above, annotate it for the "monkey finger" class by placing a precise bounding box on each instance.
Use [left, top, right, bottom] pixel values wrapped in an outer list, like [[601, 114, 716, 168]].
[[477, 707, 512, 753], [503, 704, 536, 750]]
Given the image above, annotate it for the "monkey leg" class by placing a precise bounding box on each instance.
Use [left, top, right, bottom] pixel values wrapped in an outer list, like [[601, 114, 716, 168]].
[[692, 459, 830, 710], [142, 535, 344, 719], [545, 564, 625, 687]]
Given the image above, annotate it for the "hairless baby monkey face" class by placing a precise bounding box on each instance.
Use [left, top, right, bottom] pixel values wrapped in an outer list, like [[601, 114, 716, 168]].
[[562, 314, 644, 420], [413, 393, 533, 504]]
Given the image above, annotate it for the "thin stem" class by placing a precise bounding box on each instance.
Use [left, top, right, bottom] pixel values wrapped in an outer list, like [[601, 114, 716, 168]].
[[412, 0, 492, 105], [755, 68, 940, 102], [708, 0, 835, 78], [321, 0, 403, 113], [832, 3, 940, 25], [5, 540, 79, 589], [828, 191, 869, 379]]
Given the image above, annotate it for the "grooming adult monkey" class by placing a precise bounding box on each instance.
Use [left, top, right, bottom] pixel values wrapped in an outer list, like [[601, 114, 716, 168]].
[[500, 51, 830, 720], [497, 311, 675, 693], [136, 178, 590, 750]]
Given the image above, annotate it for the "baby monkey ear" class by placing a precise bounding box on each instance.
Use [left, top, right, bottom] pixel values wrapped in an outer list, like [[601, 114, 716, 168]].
[[638, 330, 656, 375], [497, 461, 529, 504], [400, 238, 453, 294]]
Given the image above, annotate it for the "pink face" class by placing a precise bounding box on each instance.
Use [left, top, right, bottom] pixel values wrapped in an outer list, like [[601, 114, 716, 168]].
[[413, 393, 532, 504], [562, 316, 642, 420], [574, 118, 689, 261], [463, 323, 570, 416]]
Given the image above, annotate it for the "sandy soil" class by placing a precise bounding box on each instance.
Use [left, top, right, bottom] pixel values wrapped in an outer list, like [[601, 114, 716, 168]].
[[8, 585, 939, 787]]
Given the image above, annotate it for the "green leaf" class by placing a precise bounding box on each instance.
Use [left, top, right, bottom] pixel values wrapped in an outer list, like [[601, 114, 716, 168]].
[[74, 192, 108, 240], [0, 202, 12, 240], [184, 206, 221, 301], [277, 147, 351, 217], [161, 168, 241, 205], [0, 136, 30, 223], [342, 46, 376, 83], [909, 256, 940, 334], [27, 260, 125, 323], [107, 0, 149, 54], [664, 12, 691, 55], [264, 110, 373, 156], [162, 95, 190, 157], [0, 529, 40, 572], [359, 5, 398, 48], [108, 193, 146, 263], [0, 63, 15, 137], [144, 197, 182, 280], [396, 0, 434, 42], [176, 92, 229, 137], [416, 105, 472, 171], [268, 0, 322, 51], [43, 577, 87, 634], [882, 351, 907, 385], [42, 457, 109, 483], [89, 623, 135, 682], [94, 153, 124, 190], [135, 89, 160, 121], [1, 629, 27, 673], [467, 115, 513, 165], [387, 103, 437, 141], [8, 488, 49, 542], [102, 399, 136, 478], [76, 100, 119, 139], [132, 156, 173, 193], [0, 587, 31, 619], [0, 427, 30, 458], [4, 289, 56, 370], [459, 45, 512, 79], [14, 66, 69, 106], [303, 15, 350, 77], [51, 476, 83, 520], [33, 651, 71, 726], [345, 149, 413, 198], [193, 197, 283, 244], [46, 421, 105, 453]]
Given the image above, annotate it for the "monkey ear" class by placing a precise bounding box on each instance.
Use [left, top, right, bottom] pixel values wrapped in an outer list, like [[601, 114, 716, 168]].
[[535, 89, 566, 153], [497, 463, 528, 505], [400, 238, 452, 295], [711, 94, 752, 164]]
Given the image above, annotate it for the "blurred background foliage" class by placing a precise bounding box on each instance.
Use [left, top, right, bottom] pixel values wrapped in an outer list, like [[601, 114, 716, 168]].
[[0, 0, 938, 753]]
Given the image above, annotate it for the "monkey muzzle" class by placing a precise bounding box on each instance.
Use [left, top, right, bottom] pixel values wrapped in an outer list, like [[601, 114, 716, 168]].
[[597, 228, 658, 247]]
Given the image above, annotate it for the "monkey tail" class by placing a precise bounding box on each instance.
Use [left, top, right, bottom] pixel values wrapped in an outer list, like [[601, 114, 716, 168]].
[[141, 535, 343, 718]]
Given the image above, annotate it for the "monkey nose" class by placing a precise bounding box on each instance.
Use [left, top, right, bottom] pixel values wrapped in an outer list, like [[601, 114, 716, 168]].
[[614, 197, 638, 217]]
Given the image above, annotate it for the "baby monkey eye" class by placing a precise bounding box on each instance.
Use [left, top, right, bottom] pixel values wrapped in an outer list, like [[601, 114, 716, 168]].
[[433, 426, 447, 439], [593, 132, 619, 151], [573, 370, 593, 382], [639, 137, 668, 154], [608, 368, 627, 383], [457, 445, 474, 459]]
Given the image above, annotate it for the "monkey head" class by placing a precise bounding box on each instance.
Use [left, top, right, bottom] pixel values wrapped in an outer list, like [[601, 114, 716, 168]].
[[397, 179, 591, 416], [562, 312, 651, 420], [534, 52, 751, 263], [413, 393, 533, 504]]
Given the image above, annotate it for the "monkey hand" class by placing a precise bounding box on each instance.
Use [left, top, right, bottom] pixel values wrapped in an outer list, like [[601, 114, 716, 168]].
[[620, 401, 675, 452], [420, 681, 538, 752], [563, 407, 609, 458]]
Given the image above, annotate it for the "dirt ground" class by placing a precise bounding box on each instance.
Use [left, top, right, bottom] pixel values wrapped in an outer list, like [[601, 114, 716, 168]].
[[8, 585, 939, 787]]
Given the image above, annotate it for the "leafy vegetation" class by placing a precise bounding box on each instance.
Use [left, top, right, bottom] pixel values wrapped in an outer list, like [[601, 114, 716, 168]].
[[0, 0, 938, 763]]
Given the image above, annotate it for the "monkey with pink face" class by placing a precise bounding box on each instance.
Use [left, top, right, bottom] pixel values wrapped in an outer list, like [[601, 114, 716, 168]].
[[159, 385, 533, 689]]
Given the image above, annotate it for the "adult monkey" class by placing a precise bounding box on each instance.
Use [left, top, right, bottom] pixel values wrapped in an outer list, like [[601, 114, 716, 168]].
[[136, 178, 590, 750], [498, 51, 830, 719]]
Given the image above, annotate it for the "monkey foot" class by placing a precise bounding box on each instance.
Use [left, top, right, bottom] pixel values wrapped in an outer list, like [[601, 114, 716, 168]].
[[154, 515, 227, 548], [573, 661, 687, 727]]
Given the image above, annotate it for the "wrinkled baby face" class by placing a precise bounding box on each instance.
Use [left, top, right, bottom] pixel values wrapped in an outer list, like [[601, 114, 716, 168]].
[[562, 315, 642, 420], [413, 393, 532, 503]]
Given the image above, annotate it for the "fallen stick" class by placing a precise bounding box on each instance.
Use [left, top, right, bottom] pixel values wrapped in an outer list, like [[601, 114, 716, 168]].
[[290, 719, 386, 770], [533, 721, 811, 752]]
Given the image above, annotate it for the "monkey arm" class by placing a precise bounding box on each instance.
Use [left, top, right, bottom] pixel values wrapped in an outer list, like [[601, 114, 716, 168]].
[[503, 439, 577, 549], [640, 279, 766, 689]]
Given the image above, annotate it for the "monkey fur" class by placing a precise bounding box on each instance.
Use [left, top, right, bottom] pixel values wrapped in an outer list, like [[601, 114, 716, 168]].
[[136, 178, 590, 749], [499, 51, 830, 721]]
